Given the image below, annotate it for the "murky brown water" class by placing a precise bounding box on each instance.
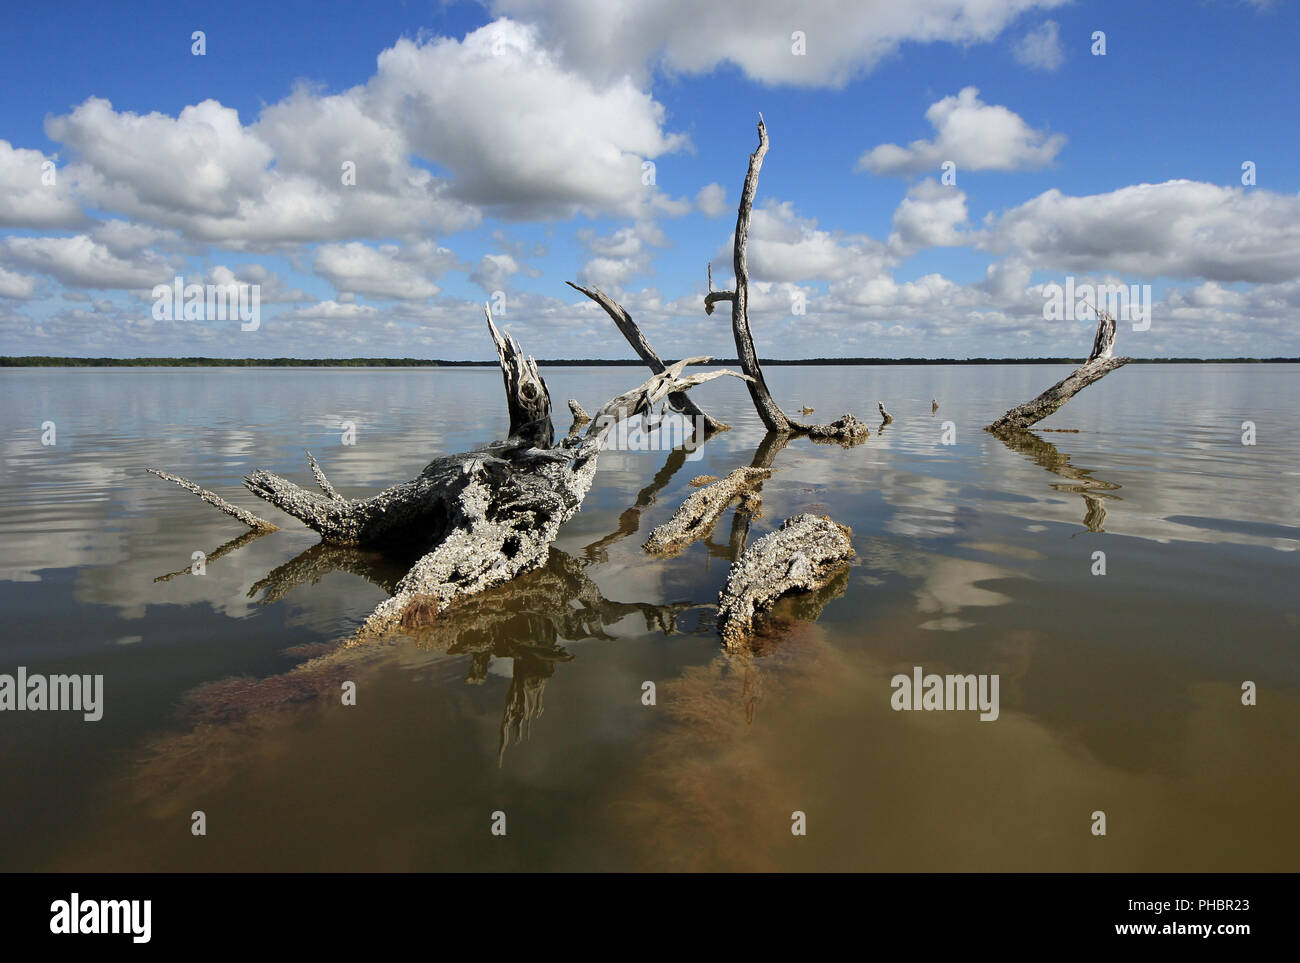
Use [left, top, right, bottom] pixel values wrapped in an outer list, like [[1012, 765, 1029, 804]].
[[1, 363, 1296, 870]]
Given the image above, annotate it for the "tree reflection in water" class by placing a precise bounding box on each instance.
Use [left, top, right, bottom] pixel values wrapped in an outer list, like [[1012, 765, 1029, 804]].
[[991, 427, 1121, 533]]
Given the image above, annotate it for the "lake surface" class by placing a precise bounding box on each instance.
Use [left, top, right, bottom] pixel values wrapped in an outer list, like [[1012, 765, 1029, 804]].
[[1, 363, 1296, 871]]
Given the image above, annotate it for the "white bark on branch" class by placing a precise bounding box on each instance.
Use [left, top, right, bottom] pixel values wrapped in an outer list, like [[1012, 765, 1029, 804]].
[[987, 305, 1131, 433], [566, 281, 728, 432], [714, 116, 868, 443]]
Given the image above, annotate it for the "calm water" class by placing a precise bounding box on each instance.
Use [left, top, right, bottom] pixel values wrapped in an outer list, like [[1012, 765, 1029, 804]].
[[1, 364, 1296, 871]]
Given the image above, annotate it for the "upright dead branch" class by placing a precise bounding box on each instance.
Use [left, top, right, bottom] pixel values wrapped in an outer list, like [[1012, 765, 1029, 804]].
[[987, 305, 1131, 433], [306, 450, 345, 503], [717, 513, 855, 649], [567, 399, 591, 434], [723, 115, 790, 433], [567, 281, 727, 432], [709, 116, 867, 442], [486, 303, 553, 448]]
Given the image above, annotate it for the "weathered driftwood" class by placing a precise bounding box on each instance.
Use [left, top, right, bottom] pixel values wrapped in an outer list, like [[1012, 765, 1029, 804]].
[[987, 305, 1130, 433], [151, 306, 751, 639], [643, 466, 770, 557], [706, 116, 867, 443], [567, 281, 727, 432], [357, 354, 750, 637], [805, 414, 870, 440], [305, 450, 345, 503], [567, 399, 590, 434], [717, 512, 855, 649], [145, 469, 278, 531]]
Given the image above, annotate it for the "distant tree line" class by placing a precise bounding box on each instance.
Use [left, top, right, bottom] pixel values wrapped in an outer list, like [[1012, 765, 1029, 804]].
[[1, 355, 1296, 368]]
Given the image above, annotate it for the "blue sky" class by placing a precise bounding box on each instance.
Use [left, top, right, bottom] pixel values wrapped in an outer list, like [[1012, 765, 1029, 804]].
[[1, 0, 1297, 359]]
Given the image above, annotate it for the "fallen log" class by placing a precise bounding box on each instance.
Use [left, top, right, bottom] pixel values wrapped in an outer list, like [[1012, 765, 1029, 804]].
[[643, 466, 770, 557], [717, 512, 855, 649], [353, 351, 753, 638], [987, 304, 1131, 433], [151, 303, 752, 639]]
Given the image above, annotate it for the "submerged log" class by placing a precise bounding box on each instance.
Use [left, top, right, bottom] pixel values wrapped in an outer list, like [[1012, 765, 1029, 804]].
[[643, 466, 770, 556], [987, 305, 1131, 433], [717, 512, 855, 649]]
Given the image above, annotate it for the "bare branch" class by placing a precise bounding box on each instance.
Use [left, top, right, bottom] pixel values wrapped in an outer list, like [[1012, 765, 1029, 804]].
[[988, 304, 1130, 432], [146, 469, 279, 531], [585, 357, 753, 434], [306, 450, 346, 503], [728, 115, 795, 433], [704, 291, 736, 315], [566, 281, 727, 431]]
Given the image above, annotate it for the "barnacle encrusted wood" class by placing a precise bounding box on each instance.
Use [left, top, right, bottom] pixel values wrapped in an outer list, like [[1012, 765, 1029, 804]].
[[717, 512, 855, 649], [150, 299, 753, 640], [643, 466, 770, 556]]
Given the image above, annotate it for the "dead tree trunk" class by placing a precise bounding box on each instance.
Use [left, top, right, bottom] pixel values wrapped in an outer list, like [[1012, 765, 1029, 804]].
[[566, 281, 727, 432], [151, 310, 751, 639], [987, 305, 1131, 433], [706, 116, 868, 443]]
